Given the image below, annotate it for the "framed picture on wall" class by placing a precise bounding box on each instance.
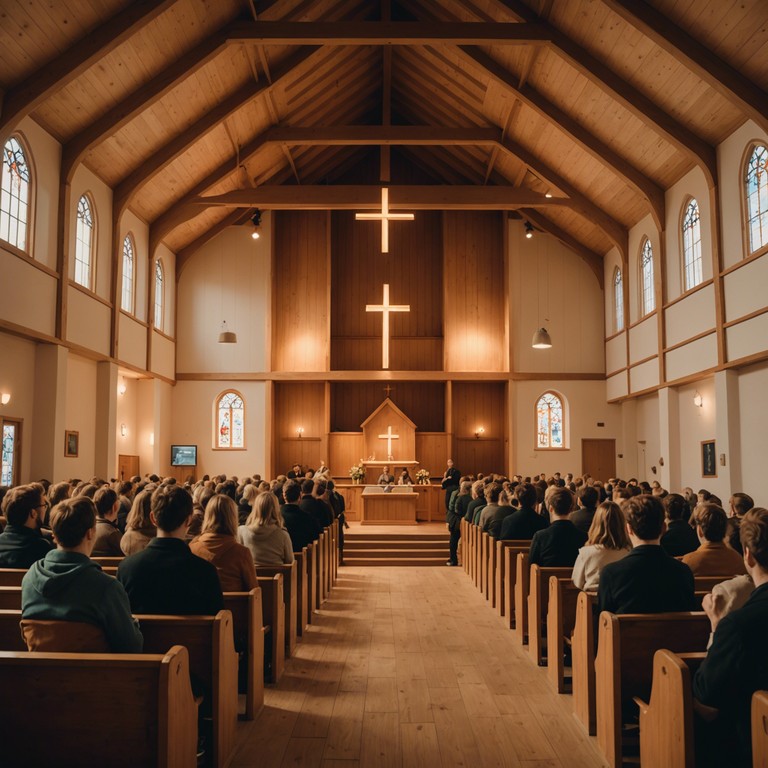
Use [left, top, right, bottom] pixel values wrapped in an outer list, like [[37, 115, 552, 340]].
[[65, 430, 79, 458], [701, 439, 716, 478]]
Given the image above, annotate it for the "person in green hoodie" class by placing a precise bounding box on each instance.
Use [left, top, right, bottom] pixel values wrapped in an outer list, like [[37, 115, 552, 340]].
[[21, 496, 143, 653]]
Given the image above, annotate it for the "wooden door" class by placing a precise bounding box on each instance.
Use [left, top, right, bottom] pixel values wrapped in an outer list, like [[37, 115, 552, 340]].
[[581, 439, 616, 481], [117, 454, 140, 481]]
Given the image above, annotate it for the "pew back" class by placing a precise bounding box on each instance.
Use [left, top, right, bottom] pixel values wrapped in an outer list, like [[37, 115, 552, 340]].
[[753, 690, 768, 768], [501, 546, 529, 629], [514, 553, 530, 644], [546, 577, 581, 693], [293, 548, 309, 636], [572, 590, 598, 735], [256, 562, 297, 656], [0, 569, 25, 587], [527, 565, 573, 666], [256, 574, 285, 684]]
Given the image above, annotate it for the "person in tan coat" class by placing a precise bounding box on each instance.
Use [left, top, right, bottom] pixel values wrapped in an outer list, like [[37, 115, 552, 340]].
[[682, 503, 747, 577], [190, 494, 258, 592]]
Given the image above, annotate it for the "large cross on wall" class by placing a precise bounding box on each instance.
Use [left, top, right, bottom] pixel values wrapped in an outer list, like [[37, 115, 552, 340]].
[[354, 187, 414, 253], [378, 425, 399, 459], [366, 283, 410, 369]]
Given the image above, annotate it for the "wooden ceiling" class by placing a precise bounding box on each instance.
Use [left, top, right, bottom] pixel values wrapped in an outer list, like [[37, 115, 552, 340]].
[[1, 0, 766, 267]]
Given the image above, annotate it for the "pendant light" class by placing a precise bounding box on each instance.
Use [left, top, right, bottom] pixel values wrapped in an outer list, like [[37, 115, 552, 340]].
[[530, 223, 553, 349], [532, 327, 552, 349], [218, 320, 237, 344]]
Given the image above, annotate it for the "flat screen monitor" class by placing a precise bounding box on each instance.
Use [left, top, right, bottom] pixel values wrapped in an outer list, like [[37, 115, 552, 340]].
[[170, 444, 197, 467]]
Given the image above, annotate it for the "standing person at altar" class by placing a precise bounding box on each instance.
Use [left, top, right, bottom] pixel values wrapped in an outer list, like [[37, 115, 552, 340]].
[[377, 465, 395, 485], [442, 459, 461, 511]]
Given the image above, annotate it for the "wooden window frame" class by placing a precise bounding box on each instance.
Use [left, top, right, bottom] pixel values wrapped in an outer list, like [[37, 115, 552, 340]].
[[0, 132, 35, 257], [534, 390, 568, 451], [213, 389, 246, 450], [742, 141, 768, 260], [121, 232, 136, 315], [680, 197, 703, 293], [74, 192, 96, 291]]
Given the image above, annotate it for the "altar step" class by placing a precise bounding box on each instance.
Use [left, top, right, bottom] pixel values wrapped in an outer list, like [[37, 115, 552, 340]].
[[342, 532, 450, 567]]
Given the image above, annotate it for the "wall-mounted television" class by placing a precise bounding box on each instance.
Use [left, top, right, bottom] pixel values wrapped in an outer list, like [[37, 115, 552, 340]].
[[170, 445, 197, 467]]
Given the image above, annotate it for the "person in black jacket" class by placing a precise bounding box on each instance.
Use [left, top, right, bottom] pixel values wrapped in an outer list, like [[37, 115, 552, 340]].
[[530, 487, 586, 567], [660, 493, 700, 557], [0, 484, 54, 568], [281, 480, 321, 552], [725, 492, 754, 555], [499, 483, 548, 541], [299, 479, 333, 529], [446, 480, 471, 566], [441, 459, 460, 511], [570, 486, 598, 536], [598, 494, 696, 615], [693, 507, 768, 767]]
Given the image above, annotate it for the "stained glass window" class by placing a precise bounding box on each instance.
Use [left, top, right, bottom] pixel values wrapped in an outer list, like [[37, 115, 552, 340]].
[[640, 238, 655, 316], [537, 392, 564, 449], [682, 199, 702, 291], [2, 423, 16, 487], [613, 268, 624, 333], [216, 391, 244, 449], [1, 136, 31, 252], [746, 144, 768, 254], [121, 234, 135, 312], [154, 260, 164, 331], [74, 194, 94, 289]]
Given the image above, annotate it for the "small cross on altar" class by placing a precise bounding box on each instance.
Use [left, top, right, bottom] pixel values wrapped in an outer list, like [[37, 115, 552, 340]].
[[378, 425, 399, 458], [355, 187, 414, 253], [366, 283, 410, 369]]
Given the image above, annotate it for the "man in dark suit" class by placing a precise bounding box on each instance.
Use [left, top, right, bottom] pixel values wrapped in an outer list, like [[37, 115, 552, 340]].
[[0, 484, 54, 568], [598, 494, 696, 615], [693, 507, 768, 767], [725, 492, 754, 555], [441, 459, 460, 511], [499, 483, 548, 541], [530, 487, 586, 567], [570, 486, 598, 535], [660, 493, 700, 557], [281, 480, 321, 552], [299, 479, 333, 529]]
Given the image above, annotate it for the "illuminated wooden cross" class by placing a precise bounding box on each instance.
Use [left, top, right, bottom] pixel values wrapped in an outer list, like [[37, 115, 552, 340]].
[[355, 187, 414, 253], [366, 283, 410, 369], [378, 426, 399, 459]]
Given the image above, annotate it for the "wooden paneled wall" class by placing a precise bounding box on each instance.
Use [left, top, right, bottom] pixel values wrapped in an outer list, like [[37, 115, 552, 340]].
[[272, 211, 329, 372], [273, 382, 326, 474], [443, 211, 506, 372], [329, 433, 365, 479], [415, 433, 451, 478], [452, 382, 506, 473], [330, 210, 443, 370]]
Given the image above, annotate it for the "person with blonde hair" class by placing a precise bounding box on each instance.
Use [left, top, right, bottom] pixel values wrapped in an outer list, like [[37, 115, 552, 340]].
[[572, 501, 631, 591], [120, 489, 156, 556], [190, 494, 258, 591], [238, 491, 294, 566]]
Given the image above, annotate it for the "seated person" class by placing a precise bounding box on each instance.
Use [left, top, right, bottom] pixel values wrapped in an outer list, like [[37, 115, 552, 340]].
[[570, 486, 598, 535], [571, 501, 630, 591], [661, 493, 700, 557], [598, 494, 696, 615], [0, 483, 54, 568], [693, 507, 768, 767], [726, 492, 754, 555], [464, 480, 486, 523], [190, 494, 258, 592], [299, 479, 333, 528], [21, 496, 142, 652], [377, 466, 395, 485], [397, 469, 413, 486], [478, 483, 503, 532], [91, 486, 123, 556], [120, 489, 156, 556], [238, 492, 295, 566], [486, 488, 516, 540], [117, 485, 224, 615], [529, 488, 587, 567], [682, 503, 747, 576], [281, 480, 322, 552], [499, 483, 548, 541]]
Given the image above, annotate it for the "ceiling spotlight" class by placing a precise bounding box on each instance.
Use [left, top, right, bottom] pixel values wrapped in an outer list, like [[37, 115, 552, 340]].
[[545, 191, 553, 199], [251, 209, 262, 240], [525, 221, 534, 239]]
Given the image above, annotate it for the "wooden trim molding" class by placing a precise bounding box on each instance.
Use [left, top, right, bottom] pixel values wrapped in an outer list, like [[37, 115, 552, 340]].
[[175, 371, 607, 382], [604, 328, 626, 344], [720, 246, 768, 278], [627, 354, 658, 370], [152, 327, 176, 343], [1, 244, 59, 279], [119, 309, 149, 329], [606, 367, 628, 379], [663, 329, 716, 354], [662, 278, 714, 310], [626, 309, 658, 332], [68, 280, 113, 308]]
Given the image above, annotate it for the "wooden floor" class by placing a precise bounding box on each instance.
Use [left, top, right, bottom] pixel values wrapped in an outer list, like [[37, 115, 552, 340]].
[[231, 564, 609, 768]]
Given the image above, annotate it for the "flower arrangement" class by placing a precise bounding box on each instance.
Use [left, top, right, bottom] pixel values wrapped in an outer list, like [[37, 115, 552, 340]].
[[416, 468, 430, 485], [349, 462, 366, 483]]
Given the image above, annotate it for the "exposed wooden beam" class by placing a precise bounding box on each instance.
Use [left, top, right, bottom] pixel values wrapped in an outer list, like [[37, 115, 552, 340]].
[[0, 0, 179, 142], [113, 46, 321, 215], [458, 45, 666, 228], [176, 208, 253, 277], [191, 185, 568, 209], [225, 20, 552, 45], [266, 125, 501, 145], [520, 208, 604, 287], [601, 0, 768, 136]]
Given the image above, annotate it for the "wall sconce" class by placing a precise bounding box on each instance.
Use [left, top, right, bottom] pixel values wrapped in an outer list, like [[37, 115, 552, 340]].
[[120, 424, 127, 437], [118, 378, 126, 396], [0, 393, 10, 406], [475, 427, 485, 439], [296, 426, 304, 438], [149, 432, 155, 446], [693, 390, 703, 408]]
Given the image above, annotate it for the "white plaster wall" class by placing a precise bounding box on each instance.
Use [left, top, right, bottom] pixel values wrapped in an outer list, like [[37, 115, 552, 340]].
[[176, 220, 271, 374], [723, 253, 768, 324], [664, 284, 716, 348], [63, 354, 98, 479], [726, 313, 768, 363], [606, 372, 628, 401], [737, 362, 768, 505], [66, 286, 111, 355], [117, 314, 147, 370], [151, 331, 175, 380], [628, 315, 658, 364], [665, 334, 718, 382], [605, 333, 626, 376], [0, 251, 57, 335], [509, 220, 605, 373], [115, 375, 139, 460], [635, 393, 661, 482], [629, 358, 659, 393]]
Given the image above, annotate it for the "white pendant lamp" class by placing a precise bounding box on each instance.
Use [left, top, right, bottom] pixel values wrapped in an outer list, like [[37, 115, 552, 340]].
[[218, 320, 237, 344], [531, 327, 552, 349]]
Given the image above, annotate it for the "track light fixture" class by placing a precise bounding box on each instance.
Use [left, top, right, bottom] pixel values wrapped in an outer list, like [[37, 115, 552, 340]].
[[251, 209, 262, 240], [525, 221, 534, 239]]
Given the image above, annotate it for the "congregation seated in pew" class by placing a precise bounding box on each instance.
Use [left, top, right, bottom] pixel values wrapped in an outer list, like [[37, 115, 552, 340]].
[[682, 502, 748, 576], [529, 487, 587, 567], [499, 482, 548, 540], [120, 487, 155, 555], [571, 501, 630, 591], [726, 492, 755, 555], [0, 483, 54, 568], [91, 485, 124, 557], [238, 492, 294, 566], [280, 480, 322, 552], [661, 492, 701, 557]]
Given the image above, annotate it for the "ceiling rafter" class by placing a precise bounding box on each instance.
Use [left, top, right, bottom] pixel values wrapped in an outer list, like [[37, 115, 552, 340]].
[[0, 0, 180, 143], [600, 0, 768, 137]]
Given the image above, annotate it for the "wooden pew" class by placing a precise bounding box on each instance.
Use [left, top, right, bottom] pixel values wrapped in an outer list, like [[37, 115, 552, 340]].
[[754, 690, 768, 768], [527, 564, 573, 666], [514, 553, 531, 644], [471, 524, 479, 586], [0, 569, 26, 587], [222, 588, 265, 721], [0, 586, 21, 609], [256, 562, 297, 656], [499, 545, 530, 629], [495, 540, 526, 618], [595, 611, 711, 768], [317, 531, 326, 605], [306, 542, 318, 622], [137, 610, 238, 768], [0, 645, 197, 767], [572, 590, 598, 735], [292, 547, 309, 637], [546, 577, 581, 693], [256, 574, 285, 684], [0, 608, 25, 650], [91, 556, 124, 566], [694, 575, 734, 592], [479, 531, 489, 596]]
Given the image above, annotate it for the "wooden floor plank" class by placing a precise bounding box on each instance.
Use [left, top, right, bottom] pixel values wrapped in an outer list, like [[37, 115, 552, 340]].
[[400, 722, 442, 768]]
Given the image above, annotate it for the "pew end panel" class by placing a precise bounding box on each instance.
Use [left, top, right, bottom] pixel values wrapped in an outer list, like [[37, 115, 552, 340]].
[[546, 577, 580, 694], [514, 553, 530, 644], [572, 590, 598, 735], [256, 574, 286, 684], [256, 562, 298, 657], [527, 565, 573, 667], [753, 690, 768, 768]]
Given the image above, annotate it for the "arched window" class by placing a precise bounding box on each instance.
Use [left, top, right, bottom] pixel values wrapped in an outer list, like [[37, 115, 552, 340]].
[[613, 268, 624, 333], [154, 260, 164, 331], [216, 391, 245, 449], [121, 233, 135, 313], [640, 238, 655, 316], [74, 194, 95, 289], [746, 144, 768, 254], [536, 392, 565, 449], [682, 199, 702, 291], [1, 135, 31, 252]]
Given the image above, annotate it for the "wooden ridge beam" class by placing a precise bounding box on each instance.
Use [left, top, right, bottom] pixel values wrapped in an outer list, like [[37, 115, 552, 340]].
[[264, 125, 502, 146], [458, 45, 665, 229], [113, 46, 321, 216], [0, 0, 179, 142], [225, 20, 552, 45], [190, 185, 568, 209], [600, 0, 768, 136]]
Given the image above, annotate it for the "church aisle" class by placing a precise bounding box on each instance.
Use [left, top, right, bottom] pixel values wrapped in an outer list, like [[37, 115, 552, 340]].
[[231, 566, 609, 768]]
